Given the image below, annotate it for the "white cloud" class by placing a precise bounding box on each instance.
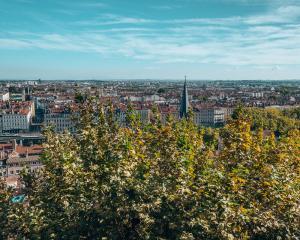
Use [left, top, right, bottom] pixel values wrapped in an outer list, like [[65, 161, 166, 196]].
[[1, 5, 300, 68], [73, 4, 300, 27], [0, 39, 31, 48], [151, 5, 181, 10], [244, 5, 300, 24], [80, 2, 107, 8], [75, 14, 154, 26]]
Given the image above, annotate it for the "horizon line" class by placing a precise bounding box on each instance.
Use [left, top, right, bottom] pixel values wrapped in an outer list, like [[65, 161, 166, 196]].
[[0, 79, 300, 82]]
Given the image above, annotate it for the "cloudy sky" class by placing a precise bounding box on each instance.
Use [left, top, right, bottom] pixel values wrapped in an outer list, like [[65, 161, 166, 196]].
[[1, 0, 300, 80]]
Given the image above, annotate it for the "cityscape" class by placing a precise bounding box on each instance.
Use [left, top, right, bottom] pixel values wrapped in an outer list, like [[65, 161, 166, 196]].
[[0, 79, 299, 188], [1, 0, 300, 239]]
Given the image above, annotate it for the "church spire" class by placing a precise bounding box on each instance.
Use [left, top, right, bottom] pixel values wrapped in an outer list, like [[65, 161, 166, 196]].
[[180, 76, 189, 119]]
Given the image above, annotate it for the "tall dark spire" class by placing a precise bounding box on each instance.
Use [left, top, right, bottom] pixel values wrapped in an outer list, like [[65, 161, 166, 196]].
[[179, 76, 189, 118]]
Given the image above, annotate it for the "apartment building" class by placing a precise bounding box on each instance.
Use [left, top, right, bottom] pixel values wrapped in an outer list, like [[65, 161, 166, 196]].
[[6, 155, 42, 177], [194, 108, 225, 126], [159, 105, 179, 124], [1, 110, 31, 132], [44, 107, 76, 133], [115, 106, 151, 125], [0, 101, 34, 133]]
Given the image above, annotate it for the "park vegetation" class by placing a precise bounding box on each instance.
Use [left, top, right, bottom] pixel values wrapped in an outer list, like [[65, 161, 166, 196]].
[[0, 102, 299, 239]]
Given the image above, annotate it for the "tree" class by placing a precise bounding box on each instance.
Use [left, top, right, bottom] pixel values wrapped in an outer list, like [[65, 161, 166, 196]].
[[283, 107, 300, 120], [0, 179, 11, 239], [75, 91, 87, 104], [157, 88, 166, 94], [3, 102, 300, 239], [232, 107, 300, 135]]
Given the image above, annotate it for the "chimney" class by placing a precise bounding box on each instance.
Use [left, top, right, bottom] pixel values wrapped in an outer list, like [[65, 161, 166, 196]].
[[26, 148, 29, 158]]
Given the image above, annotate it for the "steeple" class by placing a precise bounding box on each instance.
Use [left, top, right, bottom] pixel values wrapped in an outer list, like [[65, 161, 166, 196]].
[[179, 76, 189, 119]]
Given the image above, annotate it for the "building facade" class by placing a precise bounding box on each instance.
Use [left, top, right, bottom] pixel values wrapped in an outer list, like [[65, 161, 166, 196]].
[[0, 92, 10, 101], [0, 111, 31, 133], [6, 155, 42, 178], [194, 108, 225, 126], [0, 101, 34, 133], [44, 112, 76, 133]]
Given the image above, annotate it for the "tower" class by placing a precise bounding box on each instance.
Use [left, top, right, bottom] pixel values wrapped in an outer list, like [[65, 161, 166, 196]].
[[22, 88, 26, 101], [179, 76, 189, 119]]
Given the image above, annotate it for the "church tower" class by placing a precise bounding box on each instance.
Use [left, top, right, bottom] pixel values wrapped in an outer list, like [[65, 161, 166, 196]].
[[179, 76, 189, 119]]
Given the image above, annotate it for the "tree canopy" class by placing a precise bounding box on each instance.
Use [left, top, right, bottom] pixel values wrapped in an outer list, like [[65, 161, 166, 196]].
[[232, 106, 300, 135], [1, 103, 300, 239]]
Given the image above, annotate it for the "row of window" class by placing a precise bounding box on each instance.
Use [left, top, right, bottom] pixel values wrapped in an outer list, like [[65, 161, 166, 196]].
[[3, 119, 27, 123], [8, 161, 40, 167], [8, 168, 40, 175], [0, 167, 41, 176], [46, 119, 71, 122], [3, 115, 27, 118]]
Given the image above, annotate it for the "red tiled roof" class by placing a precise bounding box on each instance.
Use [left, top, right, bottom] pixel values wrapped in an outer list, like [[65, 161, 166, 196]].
[[16, 145, 43, 155]]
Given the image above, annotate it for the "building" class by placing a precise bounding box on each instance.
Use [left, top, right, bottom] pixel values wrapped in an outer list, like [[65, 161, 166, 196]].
[[1, 110, 32, 133], [251, 92, 264, 98], [0, 92, 10, 101], [115, 106, 151, 125], [0, 101, 34, 133], [115, 108, 126, 124], [0, 158, 6, 177], [136, 108, 151, 124], [194, 108, 225, 126], [159, 105, 179, 124], [0, 140, 43, 188], [122, 95, 165, 103], [6, 155, 42, 177], [223, 107, 234, 120], [44, 110, 76, 133]]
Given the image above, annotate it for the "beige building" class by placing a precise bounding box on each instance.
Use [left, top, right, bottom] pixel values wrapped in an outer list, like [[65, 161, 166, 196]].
[[0, 141, 43, 188], [194, 108, 225, 126], [115, 108, 151, 125], [7, 155, 42, 177]]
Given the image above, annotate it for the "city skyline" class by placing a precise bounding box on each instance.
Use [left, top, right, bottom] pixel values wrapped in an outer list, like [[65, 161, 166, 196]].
[[1, 0, 300, 80]]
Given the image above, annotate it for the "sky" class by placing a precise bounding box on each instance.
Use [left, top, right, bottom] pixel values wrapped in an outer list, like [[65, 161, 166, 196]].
[[1, 0, 300, 80]]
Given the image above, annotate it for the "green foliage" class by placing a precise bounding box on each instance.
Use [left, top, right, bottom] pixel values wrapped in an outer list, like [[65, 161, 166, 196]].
[[232, 107, 300, 135], [0, 180, 11, 240], [75, 91, 87, 104], [202, 127, 219, 149], [283, 107, 300, 120], [157, 88, 166, 94], [1, 103, 300, 239]]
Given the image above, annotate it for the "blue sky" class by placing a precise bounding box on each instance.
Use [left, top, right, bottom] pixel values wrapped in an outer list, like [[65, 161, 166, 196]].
[[1, 0, 300, 80]]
